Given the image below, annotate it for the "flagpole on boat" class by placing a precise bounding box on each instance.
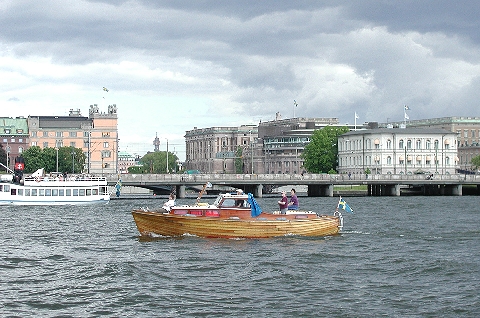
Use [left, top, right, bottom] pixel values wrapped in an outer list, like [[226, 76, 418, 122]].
[[195, 181, 212, 204]]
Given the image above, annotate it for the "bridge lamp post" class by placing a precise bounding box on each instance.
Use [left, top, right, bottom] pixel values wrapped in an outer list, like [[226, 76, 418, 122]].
[[223, 136, 227, 173], [165, 138, 169, 173], [249, 130, 254, 174], [55, 147, 59, 172], [71, 150, 75, 174]]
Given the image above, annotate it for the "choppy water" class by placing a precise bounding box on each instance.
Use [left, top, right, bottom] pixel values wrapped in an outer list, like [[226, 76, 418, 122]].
[[1, 195, 479, 317]]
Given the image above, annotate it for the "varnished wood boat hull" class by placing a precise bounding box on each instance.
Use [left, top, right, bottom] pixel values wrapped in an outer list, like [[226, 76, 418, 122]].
[[131, 210, 341, 238]]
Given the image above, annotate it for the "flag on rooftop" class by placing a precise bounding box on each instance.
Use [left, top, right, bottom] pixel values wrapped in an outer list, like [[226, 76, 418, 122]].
[[103, 87, 109, 92], [355, 112, 359, 119], [404, 105, 410, 110]]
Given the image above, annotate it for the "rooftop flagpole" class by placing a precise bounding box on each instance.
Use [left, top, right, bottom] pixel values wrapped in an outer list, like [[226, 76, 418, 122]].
[[404, 105, 410, 125], [354, 112, 359, 131], [293, 100, 298, 118]]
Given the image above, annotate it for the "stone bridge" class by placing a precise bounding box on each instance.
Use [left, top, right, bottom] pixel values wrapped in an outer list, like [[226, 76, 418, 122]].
[[105, 173, 480, 197]]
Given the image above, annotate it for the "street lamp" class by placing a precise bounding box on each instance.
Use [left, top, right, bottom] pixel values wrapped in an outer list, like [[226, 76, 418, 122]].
[[55, 147, 59, 172], [249, 130, 254, 174], [71, 150, 75, 173], [165, 138, 169, 173], [223, 135, 227, 173]]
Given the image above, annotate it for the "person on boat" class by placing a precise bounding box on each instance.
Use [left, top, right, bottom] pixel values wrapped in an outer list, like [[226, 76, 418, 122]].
[[288, 188, 299, 210], [160, 193, 176, 213], [235, 189, 244, 207], [278, 191, 288, 214]]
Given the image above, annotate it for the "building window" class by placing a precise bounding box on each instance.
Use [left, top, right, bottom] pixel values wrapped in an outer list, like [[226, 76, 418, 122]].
[[19, 147, 23, 153], [399, 139, 404, 149], [56, 131, 63, 138], [102, 150, 112, 158], [434, 140, 439, 150], [416, 139, 421, 149], [103, 142, 109, 148], [84, 131, 90, 137], [407, 139, 412, 149], [426, 140, 431, 149], [31, 131, 37, 137], [387, 156, 392, 165], [70, 131, 77, 137], [102, 132, 110, 137], [55, 141, 63, 148], [31, 141, 37, 146], [70, 142, 76, 147], [43, 131, 49, 137], [43, 142, 48, 148]]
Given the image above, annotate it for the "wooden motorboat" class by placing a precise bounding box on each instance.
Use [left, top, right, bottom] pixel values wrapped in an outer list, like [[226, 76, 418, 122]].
[[131, 192, 344, 239]]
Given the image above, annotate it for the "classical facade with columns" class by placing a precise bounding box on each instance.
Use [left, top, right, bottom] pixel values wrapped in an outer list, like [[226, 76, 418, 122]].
[[337, 126, 458, 176]]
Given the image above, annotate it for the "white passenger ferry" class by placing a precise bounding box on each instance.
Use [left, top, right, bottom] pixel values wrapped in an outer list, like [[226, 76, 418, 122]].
[[0, 158, 110, 206]]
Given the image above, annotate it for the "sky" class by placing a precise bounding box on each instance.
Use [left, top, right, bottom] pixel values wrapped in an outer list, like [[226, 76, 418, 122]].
[[1, 0, 480, 161]]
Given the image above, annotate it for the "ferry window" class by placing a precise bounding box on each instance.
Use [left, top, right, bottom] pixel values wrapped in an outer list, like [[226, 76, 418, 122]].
[[59, 189, 64, 196], [0, 185, 3, 191], [86, 189, 92, 196], [39, 189, 45, 196], [25, 189, 30, 196], [92, 189, 98, 195], [52, 189, 58, 196], [66, 189, 71, 196], [31, 189, 37, 196], [79, 189, 86, 196], [73, 189, 79, 196], [11, 189, 16, 195], [4, 185, 9, 192], [18, 189, 23, 196], [45, 189, 51, 196]]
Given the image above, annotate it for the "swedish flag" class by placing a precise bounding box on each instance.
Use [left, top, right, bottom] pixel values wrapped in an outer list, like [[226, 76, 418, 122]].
[[337, 198, 354, 213]]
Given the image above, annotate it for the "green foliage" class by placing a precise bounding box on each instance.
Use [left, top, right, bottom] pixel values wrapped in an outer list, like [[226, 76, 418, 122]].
[[301, 126, 349, 173], [472, 155, 480, 169], [235, 146, 244, 173], [0, 143, 7, 168], [139, 151, 179, 173], [21, 146, 85, 173], [128, 165, 147, 174]]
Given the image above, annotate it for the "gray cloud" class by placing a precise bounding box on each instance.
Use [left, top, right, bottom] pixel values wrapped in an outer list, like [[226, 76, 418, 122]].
[[1, 0, 479, 153]]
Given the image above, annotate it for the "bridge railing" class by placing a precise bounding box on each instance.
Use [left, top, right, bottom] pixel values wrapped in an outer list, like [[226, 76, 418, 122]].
[[106, 173, 480, 184]]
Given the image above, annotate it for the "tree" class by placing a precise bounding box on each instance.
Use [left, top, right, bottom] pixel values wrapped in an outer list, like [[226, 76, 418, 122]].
[[472, 155, 480, 170], [139, 151, 179, 174], [301, 126, 349, 173], [235, 146, 244, 173], [0, 144, 6, 169], [21, 146, 85, 173]]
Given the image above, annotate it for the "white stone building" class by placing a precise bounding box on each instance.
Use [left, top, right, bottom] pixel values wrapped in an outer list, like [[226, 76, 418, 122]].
[[337, 126, 458, 175]]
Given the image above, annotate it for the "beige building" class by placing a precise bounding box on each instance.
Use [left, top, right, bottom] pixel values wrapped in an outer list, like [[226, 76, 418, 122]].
[[184, 125, 257, 173], [184, 116, 361, 174], [27, 105, 118, 174]]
